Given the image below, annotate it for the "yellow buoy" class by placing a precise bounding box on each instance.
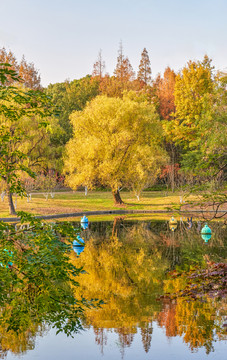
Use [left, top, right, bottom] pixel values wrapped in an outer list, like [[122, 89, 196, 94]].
[[169, 216, 177, 231]]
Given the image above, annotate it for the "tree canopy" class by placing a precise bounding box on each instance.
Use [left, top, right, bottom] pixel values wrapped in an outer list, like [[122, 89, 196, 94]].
[[164, 57, 226, 178], [46, 76, 100, 145], [0, 63, 52, 214], [64, 93, 167, 203], [165, 56, 215, 144]]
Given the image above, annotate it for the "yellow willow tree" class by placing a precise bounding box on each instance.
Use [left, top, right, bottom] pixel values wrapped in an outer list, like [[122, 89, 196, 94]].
[[64, 92, 167, 204]]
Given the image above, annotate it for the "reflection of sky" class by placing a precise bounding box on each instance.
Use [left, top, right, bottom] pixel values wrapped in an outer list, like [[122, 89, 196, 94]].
[[5, 322, 226, 360], [0, 0, 226, 86]]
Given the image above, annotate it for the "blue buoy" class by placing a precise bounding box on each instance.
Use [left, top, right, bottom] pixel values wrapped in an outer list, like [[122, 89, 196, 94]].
[[81, 222, 89, 230], [73, 246, 84, 256], [81, 216, 89, 229], [73, 235, 85, 246], [73, 245, 85, 256], [73, 236, 85, 256], [201, 224, 212, 243], [81, 215, 88, 223]]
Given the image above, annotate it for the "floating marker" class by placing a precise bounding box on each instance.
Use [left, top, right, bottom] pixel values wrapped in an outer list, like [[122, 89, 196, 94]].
[[73, 245, 85, 256], [73, 235, 85, 256], [73, 235, 85, 246], [81, 215, 88, 223], [169, 216, 177, 232], [201, 224, 212, 243], [81, 222, 89, 230], [81, 215, 89, 229]]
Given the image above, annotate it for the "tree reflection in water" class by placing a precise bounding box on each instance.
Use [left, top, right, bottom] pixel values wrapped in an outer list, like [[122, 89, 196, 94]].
[[0, 216, 226, 357], [157, 298, 226, 354], [72, 218, 227, 355]]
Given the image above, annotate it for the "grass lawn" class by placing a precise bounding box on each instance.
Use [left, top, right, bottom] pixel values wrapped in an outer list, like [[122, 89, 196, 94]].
[[0, 190, 198, 219]]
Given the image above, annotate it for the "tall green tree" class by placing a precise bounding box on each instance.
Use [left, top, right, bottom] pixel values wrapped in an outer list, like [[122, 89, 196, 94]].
[[46, 76, 100, 145], [179, 69, 227, 198], [165, 56, 226, 179], [164, 57, 226, 212], [0, 63, 51, 214], [64, 92, 167, 204]]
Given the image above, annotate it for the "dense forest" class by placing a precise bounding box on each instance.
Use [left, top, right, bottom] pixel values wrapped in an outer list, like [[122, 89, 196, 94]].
[[0, 45, 226, 212]]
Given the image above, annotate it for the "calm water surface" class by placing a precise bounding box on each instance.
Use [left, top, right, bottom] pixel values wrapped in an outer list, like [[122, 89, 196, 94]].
[[2, 218, 227, 360]]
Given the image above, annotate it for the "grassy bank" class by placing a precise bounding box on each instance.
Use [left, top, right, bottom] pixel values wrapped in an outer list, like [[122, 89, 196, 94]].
[[0, 190, 198, 218]]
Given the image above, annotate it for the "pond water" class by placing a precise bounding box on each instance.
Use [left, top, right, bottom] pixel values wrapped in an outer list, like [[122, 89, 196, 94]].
[[1, 217, 227, 360]]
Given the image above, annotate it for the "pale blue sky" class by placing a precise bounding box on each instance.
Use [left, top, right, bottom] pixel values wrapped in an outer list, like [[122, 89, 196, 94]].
[[0, 0, 226, 86]]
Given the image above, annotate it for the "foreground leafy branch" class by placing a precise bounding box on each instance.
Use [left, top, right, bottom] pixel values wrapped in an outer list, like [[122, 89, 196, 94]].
[[0, 212, 101, 340]]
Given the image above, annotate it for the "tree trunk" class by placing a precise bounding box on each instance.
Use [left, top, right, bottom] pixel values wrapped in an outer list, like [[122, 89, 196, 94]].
[[7, 189, 16, 215], [112, 189, 124, 205], [112, 216, 125, 236], [171, 144, 175, 192]]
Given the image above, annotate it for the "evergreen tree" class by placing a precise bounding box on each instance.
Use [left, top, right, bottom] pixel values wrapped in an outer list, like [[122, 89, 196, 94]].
[[137, 48, 152, 86]]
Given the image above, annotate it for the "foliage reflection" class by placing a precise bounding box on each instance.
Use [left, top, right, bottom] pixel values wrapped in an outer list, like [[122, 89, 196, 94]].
[[72, 218, 226, 355], [0, 217, 226, 357]]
